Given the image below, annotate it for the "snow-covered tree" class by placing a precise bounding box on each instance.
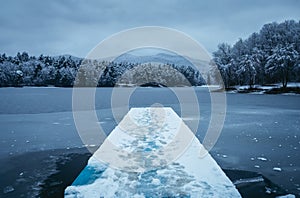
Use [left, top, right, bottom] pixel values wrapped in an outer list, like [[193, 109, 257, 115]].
[[0, 61, 21, 86], [212, 20, 300, 87], [237, 55, 258, 88], [57, 67, 76, 87], [39, 65, 56, 85], [213, 43, 234, 88], [266, 44, 299, 88]]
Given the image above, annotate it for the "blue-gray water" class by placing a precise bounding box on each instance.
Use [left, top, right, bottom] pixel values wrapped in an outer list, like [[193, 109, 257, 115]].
[[0, 87, 299, 196]]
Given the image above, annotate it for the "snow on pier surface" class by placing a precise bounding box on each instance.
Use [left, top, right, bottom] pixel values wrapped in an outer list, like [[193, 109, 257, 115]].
[[65, 107, 241, 198]]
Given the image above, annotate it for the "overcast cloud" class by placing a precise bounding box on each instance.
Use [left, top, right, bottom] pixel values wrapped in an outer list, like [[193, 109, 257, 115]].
[[1, 0, 299, 57]]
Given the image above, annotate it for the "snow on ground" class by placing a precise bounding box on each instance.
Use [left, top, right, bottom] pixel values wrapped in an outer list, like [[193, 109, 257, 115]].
[[237, 82, 300, 90], [228, 82, 300, 95], [200, 85, 221, 88], [65, 107, 241, 198], [282, 82, 300, 88]]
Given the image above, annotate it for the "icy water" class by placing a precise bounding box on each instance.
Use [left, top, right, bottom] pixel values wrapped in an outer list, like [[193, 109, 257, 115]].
[[0, 87, 299, 197]]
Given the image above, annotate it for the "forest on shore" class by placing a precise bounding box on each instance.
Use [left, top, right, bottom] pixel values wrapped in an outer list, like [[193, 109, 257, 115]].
[[0, 20, 299, 89], [212, 20, 300, 89]]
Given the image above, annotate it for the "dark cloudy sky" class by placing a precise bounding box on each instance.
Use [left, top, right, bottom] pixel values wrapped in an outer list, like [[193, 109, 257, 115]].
[[1, 0, 299, 57]]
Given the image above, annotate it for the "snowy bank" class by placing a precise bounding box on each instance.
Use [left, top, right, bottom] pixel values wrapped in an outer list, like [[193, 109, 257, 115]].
[[227, 82, 300, 95]]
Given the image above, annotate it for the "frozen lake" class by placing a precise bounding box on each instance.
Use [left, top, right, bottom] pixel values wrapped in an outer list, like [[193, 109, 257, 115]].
[[0, 87, 299, 196]]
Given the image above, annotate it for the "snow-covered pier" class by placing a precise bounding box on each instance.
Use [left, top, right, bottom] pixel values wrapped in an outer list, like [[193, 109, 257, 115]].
[[65, 107, 241, 197]]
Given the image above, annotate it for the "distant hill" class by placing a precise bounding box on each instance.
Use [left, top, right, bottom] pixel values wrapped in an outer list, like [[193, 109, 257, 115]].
[[114, 53, 194, 66], [114, 52, 211, 75]]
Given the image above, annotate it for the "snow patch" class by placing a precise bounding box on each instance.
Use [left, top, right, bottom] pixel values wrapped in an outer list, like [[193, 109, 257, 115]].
[[233, 176, 264, 185], [257, 157, 267, 161], [3, 186, 14, 194], [273, 167, 282, 172], [276, 194, 296, 198]]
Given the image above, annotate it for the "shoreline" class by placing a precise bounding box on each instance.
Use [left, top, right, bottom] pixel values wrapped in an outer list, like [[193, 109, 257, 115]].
[[0, 148, 296, 198], [1, 85, 300, 96]]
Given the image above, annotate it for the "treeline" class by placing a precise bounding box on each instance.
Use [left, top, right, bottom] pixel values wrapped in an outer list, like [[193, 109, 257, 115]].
[[212, 20, 300, 88], [2, 20, 299, 88], [0, 53, 204, 87], [0, 53, 80, 87]]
